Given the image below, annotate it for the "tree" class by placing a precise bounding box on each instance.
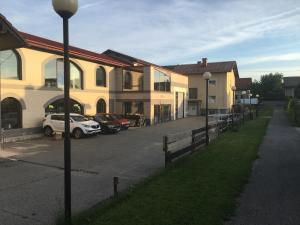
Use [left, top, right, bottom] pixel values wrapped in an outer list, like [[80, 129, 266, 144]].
[[258, 73, 284, 100]]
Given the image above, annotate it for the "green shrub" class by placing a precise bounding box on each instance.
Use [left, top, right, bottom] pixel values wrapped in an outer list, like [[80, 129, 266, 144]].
[[287, 98, 300, 126]]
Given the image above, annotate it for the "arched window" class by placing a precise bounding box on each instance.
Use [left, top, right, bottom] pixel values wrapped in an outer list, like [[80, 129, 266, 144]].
[[124, 72, 132, 89], [44, 58, 83, 89], [1, 97, 22, 129], [0, 50, 22, 80], [96, 66, 106, 87], [45, 98, 84, 115], [96, 99, 106, 113]]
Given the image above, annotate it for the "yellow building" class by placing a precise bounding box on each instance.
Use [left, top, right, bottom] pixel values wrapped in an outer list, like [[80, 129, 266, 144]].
[[1, 14, 239, 138], [0, 15, 188, 136], [165, 58, 239, 115]]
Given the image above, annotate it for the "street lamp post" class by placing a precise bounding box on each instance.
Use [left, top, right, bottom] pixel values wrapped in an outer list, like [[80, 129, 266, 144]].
[[256, 94, 260, 117], [203, 72, 212, 146], [241, 91, 246, 122], [249, 93, 253, 120], [231, 86, 236, 127], [52, 0, 78, 224]]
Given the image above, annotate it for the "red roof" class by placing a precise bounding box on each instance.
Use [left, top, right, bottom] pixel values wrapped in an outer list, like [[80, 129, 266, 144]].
[[20, 32, 129, 67], [165, 61, 239, 77], [0, 14, 26, 50], [236, 78, 252, 91]]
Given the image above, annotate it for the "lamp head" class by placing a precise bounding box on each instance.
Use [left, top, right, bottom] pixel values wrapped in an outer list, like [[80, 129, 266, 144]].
[[256, 94, 260, 98], [249, 93, 253, 97], [203, 71, 212, 80], [52, 0, 78, 18], [231, 86, 236, 91]]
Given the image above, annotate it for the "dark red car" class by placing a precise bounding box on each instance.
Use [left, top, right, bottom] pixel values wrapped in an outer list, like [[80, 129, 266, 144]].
[[102, 114, 130, 130]]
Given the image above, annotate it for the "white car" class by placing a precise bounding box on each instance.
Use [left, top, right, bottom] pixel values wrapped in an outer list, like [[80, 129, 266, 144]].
[[43, 113, 101, 139]]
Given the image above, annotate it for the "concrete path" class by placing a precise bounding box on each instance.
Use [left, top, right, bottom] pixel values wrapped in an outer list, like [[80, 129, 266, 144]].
[[228, 103, 300, 225]]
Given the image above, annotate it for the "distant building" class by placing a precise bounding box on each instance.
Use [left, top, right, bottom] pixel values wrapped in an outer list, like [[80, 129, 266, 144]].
[[283, 76, 300, 98], [165, 58, 239, 115], [235, 78, 252, 103]]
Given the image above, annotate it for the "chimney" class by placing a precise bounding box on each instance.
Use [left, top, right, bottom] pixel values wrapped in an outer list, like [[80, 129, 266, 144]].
[[202, 58, 207, 67]]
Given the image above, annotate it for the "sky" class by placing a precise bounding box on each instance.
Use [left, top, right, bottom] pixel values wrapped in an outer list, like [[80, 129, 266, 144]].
[[1, 0, 300, 80]]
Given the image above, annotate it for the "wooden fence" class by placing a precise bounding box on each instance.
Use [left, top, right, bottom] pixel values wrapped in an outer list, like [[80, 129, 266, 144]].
[[163, 120, 229, 167]]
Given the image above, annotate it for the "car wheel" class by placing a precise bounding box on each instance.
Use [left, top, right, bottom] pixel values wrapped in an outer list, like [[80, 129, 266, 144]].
[[44, 126, 53, 137], [73, 128, 83, 139]]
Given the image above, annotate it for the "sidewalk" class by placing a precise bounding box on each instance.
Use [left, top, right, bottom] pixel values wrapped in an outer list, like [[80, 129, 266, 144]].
[[228, 104, 300, 225]]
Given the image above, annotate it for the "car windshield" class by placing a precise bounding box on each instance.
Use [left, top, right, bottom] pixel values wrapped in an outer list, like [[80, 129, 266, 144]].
[[71, 115, 89, 122], [111, 114, 122, 120]]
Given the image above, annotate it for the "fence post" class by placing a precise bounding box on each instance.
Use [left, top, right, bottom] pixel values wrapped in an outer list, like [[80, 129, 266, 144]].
[[113, 176, 119, 198], [163, 136, 168, 167]]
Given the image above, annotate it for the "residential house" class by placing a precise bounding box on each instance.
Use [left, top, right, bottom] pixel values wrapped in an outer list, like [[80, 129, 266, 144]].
[[104, 50, 188, 124], [165, 58, 239, 115], [235, 77, 252, 103], [283, 76, 300, 98]]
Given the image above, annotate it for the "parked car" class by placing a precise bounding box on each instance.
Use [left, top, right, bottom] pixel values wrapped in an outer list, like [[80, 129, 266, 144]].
[[86, 114, 121, 134], [124, 114, 146, 127], [43, 113, 101, 139], [109, 114, 130, 130]]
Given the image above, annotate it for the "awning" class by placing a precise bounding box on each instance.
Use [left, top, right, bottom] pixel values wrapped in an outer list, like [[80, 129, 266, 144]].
[[0, 14, 26, 51]]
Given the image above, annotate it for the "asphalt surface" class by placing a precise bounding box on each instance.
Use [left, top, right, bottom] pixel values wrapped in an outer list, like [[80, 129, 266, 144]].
[[227, 103, 300, 225], [0, 117, 206, 225]]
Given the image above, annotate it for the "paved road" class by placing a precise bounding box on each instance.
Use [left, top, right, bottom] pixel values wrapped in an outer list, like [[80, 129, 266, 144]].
[[228, 103, 300, 225], [0, 117, 205, 225]]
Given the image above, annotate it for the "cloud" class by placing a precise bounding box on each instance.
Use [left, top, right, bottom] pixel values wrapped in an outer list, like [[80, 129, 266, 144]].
[[1, 0, 300, 71], [239, 53, 300, 66]]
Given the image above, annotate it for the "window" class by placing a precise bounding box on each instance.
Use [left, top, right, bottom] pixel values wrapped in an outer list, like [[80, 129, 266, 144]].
[[96, 99, 106, 113], [138, 76, 144, 91], [208, 96, 216, 104], [45, 98, 84, 115], [0, 50, 22, 80], [44, 59, 83, 89], [154, 70, 171, 92], [123, 102, 132, 114], [209, 80, 216, 86], [51, 115, 64, 121], [1, 97, 22, 129], [96, 66, 106, 87], [154, 104, 171, 124], [124, 72, 132, 89], [136, 102, 144, 114], [189, 88, 198, 99]]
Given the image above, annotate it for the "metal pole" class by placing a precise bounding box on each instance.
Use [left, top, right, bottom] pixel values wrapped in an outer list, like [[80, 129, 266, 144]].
[[0, 60, 2, 151], [205, 79, 209, 145], [250, 98, 252, 120], [242, 95, 245, 123], [232, 90, 235, 126], [63, 16, 72, 225]]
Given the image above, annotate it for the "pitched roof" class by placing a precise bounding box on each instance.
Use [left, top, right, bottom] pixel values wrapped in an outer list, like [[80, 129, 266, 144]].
[[103, 49, 186, 76], [19, 32, 129, 67], [283, 76, 300, 87], [164, 61, 239, 77], [0, 14, 26, 50], [235, 78, 252, 91]]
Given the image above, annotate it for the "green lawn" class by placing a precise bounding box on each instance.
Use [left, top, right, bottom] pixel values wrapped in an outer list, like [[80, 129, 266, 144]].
[[58, 107, 273, 225]]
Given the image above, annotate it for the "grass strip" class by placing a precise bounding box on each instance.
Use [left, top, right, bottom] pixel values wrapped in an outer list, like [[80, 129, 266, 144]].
[[58, 106, 273, 225]]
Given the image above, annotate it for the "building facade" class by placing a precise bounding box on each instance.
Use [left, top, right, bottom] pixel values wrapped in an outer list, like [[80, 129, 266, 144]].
[[283, 76, 300, 98], [235, 77, 252, 103], [1, 14, 240, 136], [0, 18, 188, 134], [165, 58, 239, 115]]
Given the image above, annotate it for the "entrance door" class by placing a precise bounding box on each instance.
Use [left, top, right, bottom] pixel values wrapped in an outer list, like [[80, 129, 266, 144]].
[[176, 92, 184, 119], [188, 102, 199, 116]]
